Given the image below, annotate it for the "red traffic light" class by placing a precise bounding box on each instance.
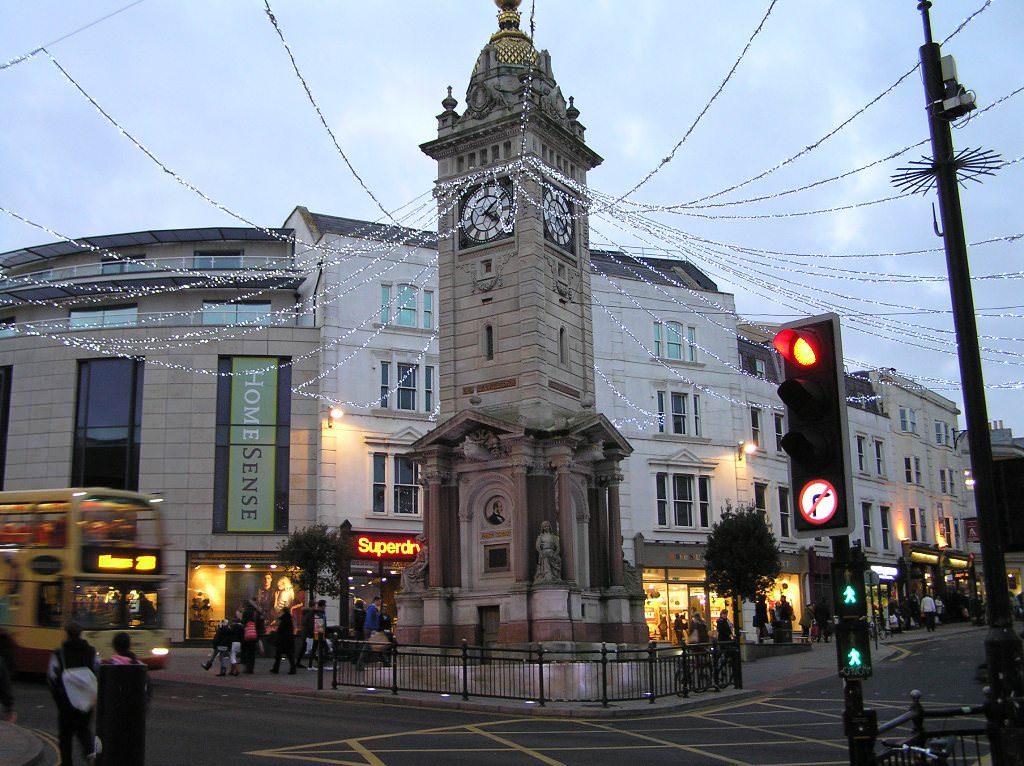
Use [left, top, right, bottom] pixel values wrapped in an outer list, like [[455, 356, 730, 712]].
[[773, 328, 820, 367]]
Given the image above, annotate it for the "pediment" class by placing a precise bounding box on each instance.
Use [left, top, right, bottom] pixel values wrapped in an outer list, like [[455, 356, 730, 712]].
[[411, 409, 524, 451], [648, 446, 719, 470]]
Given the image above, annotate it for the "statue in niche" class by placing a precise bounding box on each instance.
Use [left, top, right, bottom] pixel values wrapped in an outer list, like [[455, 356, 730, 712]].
[[485, 498, 506, 526], [534, 521, 562, 583], [400, 535, 429, 592]]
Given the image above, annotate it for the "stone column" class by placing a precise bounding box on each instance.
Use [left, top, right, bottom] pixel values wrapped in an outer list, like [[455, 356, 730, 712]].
[[424, 467, 445, 589], [553, 458, 576, 584], [604, 471, 625, 587], [511, 461, 530, 582]]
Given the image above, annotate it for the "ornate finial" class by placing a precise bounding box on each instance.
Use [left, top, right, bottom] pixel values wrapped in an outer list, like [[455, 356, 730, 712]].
[[441, 85, 458, 112], [566, 96, 579, 122], [488, 0, 536, 65]]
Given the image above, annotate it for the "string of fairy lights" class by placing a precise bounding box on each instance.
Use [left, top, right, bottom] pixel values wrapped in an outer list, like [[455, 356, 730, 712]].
[[0, 1, 1020, 425]]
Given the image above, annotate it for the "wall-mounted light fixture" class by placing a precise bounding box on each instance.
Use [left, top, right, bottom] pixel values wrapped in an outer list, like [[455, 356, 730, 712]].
[[327, 405, 344, 428], [736, 441, 757, 460], [964, 469, 976, 488]]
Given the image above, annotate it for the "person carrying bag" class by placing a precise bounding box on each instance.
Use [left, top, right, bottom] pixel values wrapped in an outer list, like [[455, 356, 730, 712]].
[[47, 621, 101, 766]]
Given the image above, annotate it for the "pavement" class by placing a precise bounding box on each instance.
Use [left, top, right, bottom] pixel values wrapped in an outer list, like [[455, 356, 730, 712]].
[[0, 621, 986, 766]]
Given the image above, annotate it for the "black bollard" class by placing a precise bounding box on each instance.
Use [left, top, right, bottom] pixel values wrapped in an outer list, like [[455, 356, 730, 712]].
[[96, 664, 147, 766]]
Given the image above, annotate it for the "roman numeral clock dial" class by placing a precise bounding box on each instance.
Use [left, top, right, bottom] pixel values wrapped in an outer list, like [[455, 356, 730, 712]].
[[459, 182, 514, 246], [543, 186, 574, 252]]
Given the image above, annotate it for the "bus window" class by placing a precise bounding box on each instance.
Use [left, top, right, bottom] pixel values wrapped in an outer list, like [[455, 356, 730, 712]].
[[73, 582, 159, 630], [80, 495, 158, 546], [33, 514, 67, 547], [37, 582, 63, 627]]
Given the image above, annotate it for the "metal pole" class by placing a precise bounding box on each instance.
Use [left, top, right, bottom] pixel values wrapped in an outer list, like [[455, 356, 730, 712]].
[[915, 4, 1024, 763]]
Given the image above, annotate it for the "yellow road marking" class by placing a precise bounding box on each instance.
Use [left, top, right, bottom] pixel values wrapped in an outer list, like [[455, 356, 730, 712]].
[[579, 719, 752, 766], [465, 723, 569, 765]]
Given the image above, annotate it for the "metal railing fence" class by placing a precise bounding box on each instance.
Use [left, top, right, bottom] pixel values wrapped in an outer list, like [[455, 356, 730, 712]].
[[873, 690, 989, 766], [327, 638, 742, 707]]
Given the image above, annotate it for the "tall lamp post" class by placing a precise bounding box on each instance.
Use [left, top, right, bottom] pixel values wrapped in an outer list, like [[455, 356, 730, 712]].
[[900, 3, 1024, 761]]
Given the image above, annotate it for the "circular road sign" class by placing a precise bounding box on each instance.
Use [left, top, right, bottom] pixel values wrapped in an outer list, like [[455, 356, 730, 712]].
[[798, 479, 838, 525]]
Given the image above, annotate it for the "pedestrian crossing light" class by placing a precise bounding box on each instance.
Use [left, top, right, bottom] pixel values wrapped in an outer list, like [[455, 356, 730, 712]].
[[835, 620, 872, 679], [831, 561, 868, 620], [773, 313, 854, 538]]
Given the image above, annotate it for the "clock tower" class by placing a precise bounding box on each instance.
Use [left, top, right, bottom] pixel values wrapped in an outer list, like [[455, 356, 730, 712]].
[[400, 1, 647, 649]]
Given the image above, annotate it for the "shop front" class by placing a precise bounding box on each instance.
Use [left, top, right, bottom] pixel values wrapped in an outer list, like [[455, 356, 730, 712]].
[[186, 551, 298, 641], [341, 529, 421, 636], [634, 538, 805, 643], [900, 542, 979, 625]]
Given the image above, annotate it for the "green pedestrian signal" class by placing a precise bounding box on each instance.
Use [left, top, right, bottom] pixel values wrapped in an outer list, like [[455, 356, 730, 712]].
[[831, 561, 868, 619], [835, 620, 872, 679]]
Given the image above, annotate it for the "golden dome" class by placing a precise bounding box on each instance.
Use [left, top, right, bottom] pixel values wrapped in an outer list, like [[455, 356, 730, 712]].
[[489, 0, 538, 66]]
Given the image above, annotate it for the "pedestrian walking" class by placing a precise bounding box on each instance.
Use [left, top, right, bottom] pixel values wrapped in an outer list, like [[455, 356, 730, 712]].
[[920, 591, 938, 632], [302, 600, 327, 670], [715, 609, 733, 642], [228, 616, 243, 675], [240, 603, 263, 673], [0, 629, 15, 723], [269, 606, 297, 674], [356, 596, 382, 670], [47, 621, 101, 766], [815, 598, 832, 642], [753, 596, 769, 643], [202, 620, 232, 676], [673, 612, 686, 646], [799, 603, 814, 641]]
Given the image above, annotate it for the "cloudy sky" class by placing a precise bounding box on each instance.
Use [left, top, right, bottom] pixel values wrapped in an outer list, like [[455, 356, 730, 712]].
[[1, 1, 1021, 431]]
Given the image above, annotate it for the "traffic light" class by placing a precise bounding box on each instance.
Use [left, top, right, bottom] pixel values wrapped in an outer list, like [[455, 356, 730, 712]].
[[773, 313, 853, 537], [835, 620, 872, 679], [831, 561, 868, 620]]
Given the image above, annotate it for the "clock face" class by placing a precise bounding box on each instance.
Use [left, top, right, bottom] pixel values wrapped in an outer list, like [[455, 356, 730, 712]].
[[543, 187, 574, 251], [460, 182, 514, 245]]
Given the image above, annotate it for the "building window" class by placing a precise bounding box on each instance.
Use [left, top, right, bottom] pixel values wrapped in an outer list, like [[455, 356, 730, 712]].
[[423, 290, 434, 330], [856, 436, 866, 471], [397, 364, 417, 411], [378, 362, 435, 413], [380, 284, 433, 328], [942, 516, 952, 547], [656, 391, 666, 433], [559, 327, 568, 366], [484, 325, 495, 360], [919, 508, 928, 543], [934, 420, 951, 447], [379, 363, 390, 408], [754, 482, 768, 520], [666, 322, 682, 360], [754, 358, 767, 378], [862, 502, 873, 548], [693, 395, 702, 437], [686, 326, 697, 362], [874, 439, 885, 476], [751, 407, 762, 448], [939, 469, 948, 494], [778, 486, 791, 538], [72, 358, 144, 490], [213, 357, 291, 533], [899, 407, 917, 434], [671, 393, 688, 435], [193, 250, 243, 269], [656, 473, 668, 526], [655, 473, 709, 528], [0, 319, 16, 339], [425, 366, 435, 413], [372, 453, 387, 513], [69, 305, 138, 329], [909, 508, 918, 541], [904, 456, 922, 485], [202, 301, 272, 326], [370, 452, 420, 516], [653, 322, 662, 357], [698, 477, 711, 527], [880, 506, 891, 550], [394, 455, 420, 515]]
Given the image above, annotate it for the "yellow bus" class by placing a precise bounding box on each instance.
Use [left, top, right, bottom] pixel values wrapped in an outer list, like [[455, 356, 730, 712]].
[[0, 488, 170, 673]]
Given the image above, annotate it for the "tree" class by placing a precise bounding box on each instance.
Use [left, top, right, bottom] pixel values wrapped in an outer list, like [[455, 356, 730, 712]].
[[276, 524, 348, 607], [704, 501, 782, 640]]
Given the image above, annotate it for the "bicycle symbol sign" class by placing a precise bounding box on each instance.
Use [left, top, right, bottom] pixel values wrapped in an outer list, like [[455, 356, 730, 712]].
[[798, 479, 838, 525]]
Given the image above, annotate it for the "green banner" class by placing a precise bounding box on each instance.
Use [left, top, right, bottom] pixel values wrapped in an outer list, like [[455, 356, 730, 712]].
[[228, 358, 278, 532]]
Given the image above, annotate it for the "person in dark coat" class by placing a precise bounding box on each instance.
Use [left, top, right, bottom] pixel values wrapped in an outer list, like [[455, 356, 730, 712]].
[[240, 603, 263, 674], [47, 621, 100, 766], [269, 607, 296, 674], [815, 598, 833, 642], [351, 599, 367, 641]]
